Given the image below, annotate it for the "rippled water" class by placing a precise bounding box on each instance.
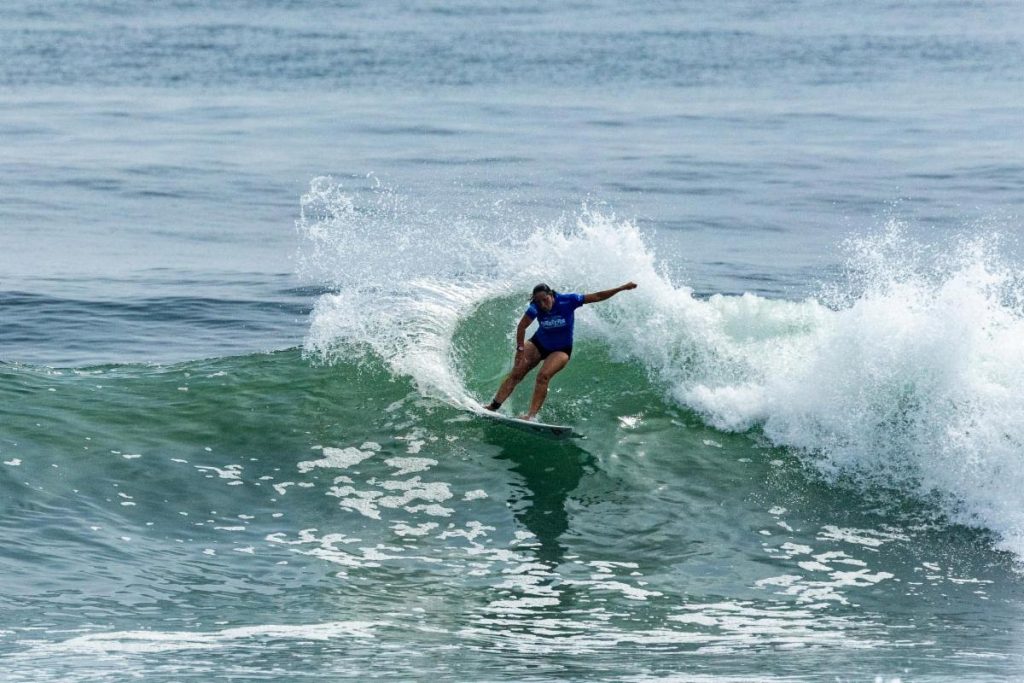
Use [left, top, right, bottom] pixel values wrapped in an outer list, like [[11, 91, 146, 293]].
[[3, 0, 1024, 680]]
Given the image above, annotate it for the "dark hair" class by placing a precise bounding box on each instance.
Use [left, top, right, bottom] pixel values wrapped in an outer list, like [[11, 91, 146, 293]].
[[531, 283, 554, 301]]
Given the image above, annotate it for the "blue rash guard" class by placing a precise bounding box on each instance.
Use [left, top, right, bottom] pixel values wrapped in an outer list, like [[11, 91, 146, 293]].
[[525, 292, 585, 352]]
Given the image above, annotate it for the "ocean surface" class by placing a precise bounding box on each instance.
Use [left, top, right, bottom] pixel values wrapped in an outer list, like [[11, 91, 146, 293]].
[[3, 1, 1024, 680]]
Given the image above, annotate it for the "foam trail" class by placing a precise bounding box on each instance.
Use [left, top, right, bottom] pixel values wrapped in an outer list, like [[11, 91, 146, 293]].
[[305, 278, 497, 408], [296, 176, 512, 407]]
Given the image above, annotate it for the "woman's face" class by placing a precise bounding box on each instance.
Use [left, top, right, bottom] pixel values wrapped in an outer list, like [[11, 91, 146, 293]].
[[533, 291, 554, 312]]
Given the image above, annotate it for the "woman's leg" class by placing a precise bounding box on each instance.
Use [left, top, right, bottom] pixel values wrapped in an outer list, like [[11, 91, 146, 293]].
[[488, 342, 542, 409], [524, 351, 570, 419]]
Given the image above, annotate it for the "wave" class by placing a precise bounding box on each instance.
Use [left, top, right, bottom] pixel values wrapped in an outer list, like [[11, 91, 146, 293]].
[[298, 176, 1024, 558], [682, 226, 1024, 556], [1, 290, 310, 367]]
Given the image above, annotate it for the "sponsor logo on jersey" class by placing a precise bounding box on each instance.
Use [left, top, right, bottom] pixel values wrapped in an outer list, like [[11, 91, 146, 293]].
[[540, 316, 567, 328]]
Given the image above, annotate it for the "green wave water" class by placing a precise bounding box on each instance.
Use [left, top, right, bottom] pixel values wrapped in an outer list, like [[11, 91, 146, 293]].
[[3, 294, 1021, 680], [6, 188, 1024, 679]]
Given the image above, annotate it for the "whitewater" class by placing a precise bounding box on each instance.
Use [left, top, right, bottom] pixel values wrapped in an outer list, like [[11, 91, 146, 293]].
[[300, 176, 1024, 562]]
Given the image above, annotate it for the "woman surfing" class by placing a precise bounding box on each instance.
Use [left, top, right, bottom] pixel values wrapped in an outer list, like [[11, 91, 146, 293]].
[[485, 281, 638, 420]]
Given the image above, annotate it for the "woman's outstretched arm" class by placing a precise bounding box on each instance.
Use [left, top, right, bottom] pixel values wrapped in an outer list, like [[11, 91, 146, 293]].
[[583, 282, 637, 304]]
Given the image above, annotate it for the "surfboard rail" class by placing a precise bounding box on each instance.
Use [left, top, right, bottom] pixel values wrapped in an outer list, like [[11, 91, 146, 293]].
[[475, 408, 581, 439]]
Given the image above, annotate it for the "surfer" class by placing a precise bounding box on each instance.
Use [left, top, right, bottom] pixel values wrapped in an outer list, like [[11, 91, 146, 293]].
[[485, 281, 638, 420]]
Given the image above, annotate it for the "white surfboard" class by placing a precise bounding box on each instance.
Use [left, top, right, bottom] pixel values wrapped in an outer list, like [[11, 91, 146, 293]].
[[475, 409, 581, 440]]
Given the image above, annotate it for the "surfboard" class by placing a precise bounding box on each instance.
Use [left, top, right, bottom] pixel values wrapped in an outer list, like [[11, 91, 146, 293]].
[[476, 409, 582, 440]]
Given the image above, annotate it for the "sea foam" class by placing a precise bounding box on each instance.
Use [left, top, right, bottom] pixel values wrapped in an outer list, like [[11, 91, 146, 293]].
[[298, 177, 1024, 559]]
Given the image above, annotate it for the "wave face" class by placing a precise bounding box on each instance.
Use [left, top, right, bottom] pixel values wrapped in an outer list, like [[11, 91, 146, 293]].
[[299, 177, 1024, 558], [4, 187, 1024, 679]]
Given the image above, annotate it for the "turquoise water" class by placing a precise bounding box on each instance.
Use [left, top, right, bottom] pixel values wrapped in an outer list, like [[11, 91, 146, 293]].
[[3, 1, 1024, 680]]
